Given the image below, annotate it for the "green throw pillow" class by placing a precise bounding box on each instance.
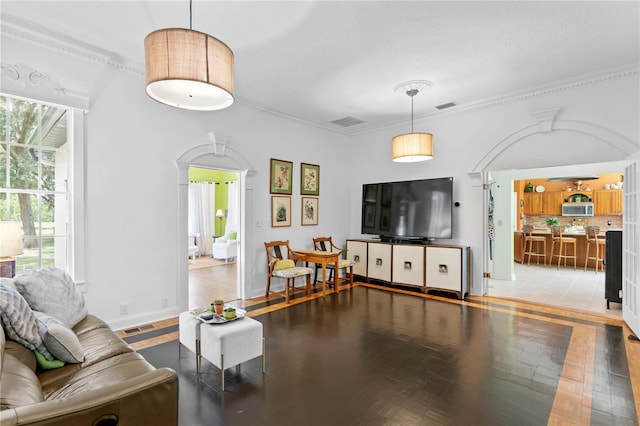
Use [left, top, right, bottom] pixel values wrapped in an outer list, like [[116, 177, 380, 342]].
[[228, 231, 237, 240], [34, 350, 64, 370], [274, 259, 295, 270]]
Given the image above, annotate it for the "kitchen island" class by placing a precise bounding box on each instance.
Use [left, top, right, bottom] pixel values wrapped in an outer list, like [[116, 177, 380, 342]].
[[514, 228, 610, 270]]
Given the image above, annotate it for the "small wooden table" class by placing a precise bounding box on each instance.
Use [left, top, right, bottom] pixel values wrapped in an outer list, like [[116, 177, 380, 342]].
[[292, 250, 350, 296]]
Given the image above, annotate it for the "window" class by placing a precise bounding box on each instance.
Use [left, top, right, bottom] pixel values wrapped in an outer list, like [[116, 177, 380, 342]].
[[0, 94, 79, 277]]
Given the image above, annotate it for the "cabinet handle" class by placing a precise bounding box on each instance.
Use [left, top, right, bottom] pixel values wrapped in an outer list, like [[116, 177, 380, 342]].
[[439, 264, 448, 273], [354, 255, 360, 263], [404, 261, 412, 270], [376, 258, 383, 266]]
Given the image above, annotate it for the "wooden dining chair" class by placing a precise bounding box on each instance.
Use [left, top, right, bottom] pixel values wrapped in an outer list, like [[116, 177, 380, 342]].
[[264, 240, 313, 303], [312, 237, 354, 288]]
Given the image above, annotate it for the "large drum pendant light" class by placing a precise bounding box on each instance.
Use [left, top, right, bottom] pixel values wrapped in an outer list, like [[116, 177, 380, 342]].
[[392, 81, 433, 162], [144, 1, 234, 111]]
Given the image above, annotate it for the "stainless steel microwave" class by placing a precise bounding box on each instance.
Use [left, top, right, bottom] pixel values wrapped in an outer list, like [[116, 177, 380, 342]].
[[561, 203, 594, 216]]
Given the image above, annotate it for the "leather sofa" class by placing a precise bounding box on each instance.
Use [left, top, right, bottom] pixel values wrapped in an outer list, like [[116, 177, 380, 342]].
[[0, 309, 178, 425]]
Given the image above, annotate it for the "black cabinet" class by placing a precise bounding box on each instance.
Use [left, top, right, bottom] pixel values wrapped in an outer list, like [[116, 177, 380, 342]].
[[605, 230, 622, 308]]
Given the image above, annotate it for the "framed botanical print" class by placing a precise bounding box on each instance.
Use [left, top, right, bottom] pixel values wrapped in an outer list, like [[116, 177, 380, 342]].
[[300, 163, 320, 196], [271, 196, 292, 227], [301, 197, 318, 226], [270, 158, 293, 194]]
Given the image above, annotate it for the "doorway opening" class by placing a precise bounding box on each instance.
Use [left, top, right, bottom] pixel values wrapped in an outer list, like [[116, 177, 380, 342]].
[[187, 167, 240, 309], [486, 164, 624, 318]]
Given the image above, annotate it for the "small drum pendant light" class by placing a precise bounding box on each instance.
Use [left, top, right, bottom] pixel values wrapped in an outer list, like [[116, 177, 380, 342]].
[[392, 81, 433, 162]]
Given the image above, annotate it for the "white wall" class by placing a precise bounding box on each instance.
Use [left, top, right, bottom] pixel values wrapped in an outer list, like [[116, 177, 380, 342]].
[[3, 26, 639, 329], [347, 73, 639, 296]]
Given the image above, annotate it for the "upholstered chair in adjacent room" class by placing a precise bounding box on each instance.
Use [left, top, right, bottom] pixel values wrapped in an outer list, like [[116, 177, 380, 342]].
[[188, 233, 200, 264], [264, 240, 313, 303], [213, 225, 238, 262]]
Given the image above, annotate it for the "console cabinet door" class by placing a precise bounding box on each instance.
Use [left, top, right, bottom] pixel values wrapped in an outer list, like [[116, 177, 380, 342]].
[[392, 245, 425, 287], [426, 247, 462, 295], [367, 243, 392, 282], [346, 240, 368, 277]]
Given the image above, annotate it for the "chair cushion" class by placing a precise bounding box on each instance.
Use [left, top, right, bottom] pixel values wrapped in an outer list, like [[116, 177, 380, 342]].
[[273, 267, 313, 278], [323, 260, 355, 268], [274, 259, 295, 270]]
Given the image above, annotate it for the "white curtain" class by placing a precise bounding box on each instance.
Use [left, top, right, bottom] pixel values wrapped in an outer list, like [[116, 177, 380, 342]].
[[188, 182, 216, 256], [226, 181, 239, 230]]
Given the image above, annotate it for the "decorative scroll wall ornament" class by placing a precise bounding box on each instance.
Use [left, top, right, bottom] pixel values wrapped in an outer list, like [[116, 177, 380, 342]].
[[531, 107, 560, 133], [1, 63, 66, 94]]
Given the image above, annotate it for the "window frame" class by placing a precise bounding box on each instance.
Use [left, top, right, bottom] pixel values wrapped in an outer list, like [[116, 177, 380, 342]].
[[0, 94, 85, 285]]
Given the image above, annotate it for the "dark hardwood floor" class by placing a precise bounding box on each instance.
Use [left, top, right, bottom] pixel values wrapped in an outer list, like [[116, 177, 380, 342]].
[[119, 283, 639, 426]]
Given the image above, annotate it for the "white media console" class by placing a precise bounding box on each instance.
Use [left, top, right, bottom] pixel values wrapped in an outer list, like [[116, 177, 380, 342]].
[[346, 239, 471, 299]]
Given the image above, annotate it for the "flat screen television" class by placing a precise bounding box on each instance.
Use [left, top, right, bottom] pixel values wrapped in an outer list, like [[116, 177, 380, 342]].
[[361, 177, 453, 241]]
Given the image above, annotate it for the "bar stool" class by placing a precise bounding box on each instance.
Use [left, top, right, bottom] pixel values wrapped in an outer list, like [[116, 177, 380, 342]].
[[549, 225, 577, 269], [522, 225, 546, 266], [584, 226, 605, 272]]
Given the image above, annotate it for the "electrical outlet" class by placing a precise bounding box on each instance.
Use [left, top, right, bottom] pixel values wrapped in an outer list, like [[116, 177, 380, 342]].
[[120, 304, 128, 315], [162, 298, 168, 308]]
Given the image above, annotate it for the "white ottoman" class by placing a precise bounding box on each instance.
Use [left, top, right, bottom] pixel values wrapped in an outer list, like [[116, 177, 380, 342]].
[[200, 316, 265, 391], [178, 311, 203, 372]]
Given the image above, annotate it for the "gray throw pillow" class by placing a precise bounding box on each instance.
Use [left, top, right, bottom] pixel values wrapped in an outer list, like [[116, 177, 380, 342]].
[[35, 312, 84, 364], [14, 267, 88, 328], [0, 283, 53, 359]]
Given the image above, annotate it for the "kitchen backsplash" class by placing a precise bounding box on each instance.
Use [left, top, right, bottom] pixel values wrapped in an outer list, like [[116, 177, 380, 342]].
[[522, 215, 622, 230]]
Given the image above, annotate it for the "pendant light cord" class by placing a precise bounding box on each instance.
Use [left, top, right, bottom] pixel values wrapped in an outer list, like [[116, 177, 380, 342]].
[[411, 93, 414, 133], [189, 0, 193, 30], [406, 88, 418, 133]]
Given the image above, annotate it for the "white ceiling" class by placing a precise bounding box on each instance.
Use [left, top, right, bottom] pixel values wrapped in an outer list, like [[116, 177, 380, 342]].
[[2, 1, 639, 134]]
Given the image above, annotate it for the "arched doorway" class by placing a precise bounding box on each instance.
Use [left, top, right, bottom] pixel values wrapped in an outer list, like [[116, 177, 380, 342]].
[[473, 114, 636, 315], [175, 141, 255, 312]]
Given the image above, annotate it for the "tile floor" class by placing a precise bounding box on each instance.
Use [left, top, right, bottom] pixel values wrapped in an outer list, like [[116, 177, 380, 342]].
[[488, 262, 621, 318]]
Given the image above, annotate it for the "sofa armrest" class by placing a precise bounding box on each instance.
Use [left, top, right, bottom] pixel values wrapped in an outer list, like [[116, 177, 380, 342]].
[[0, 367, 178, 426]]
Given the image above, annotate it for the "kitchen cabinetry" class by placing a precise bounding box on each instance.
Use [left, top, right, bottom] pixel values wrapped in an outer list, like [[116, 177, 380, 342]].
[[522, 192, 563, 215], [514, 232, 524, 263], [347, 239, 470, 299], [594, 190, 623, 215]]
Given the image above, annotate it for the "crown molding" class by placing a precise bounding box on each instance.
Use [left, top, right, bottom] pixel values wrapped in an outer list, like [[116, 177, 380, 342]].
[[349, 65, 640, 137], [1, 14, 143, 75]]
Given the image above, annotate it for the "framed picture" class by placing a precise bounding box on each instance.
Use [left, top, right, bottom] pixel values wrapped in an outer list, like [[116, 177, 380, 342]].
[[301, 197, 319, 225], [270, 158, 293, 194], [300, 163, 320, 195], [271, 196, 292, 227]]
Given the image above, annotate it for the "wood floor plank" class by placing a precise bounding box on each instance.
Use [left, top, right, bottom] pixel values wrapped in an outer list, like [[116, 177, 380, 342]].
[[118, 284, 639, 425]]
